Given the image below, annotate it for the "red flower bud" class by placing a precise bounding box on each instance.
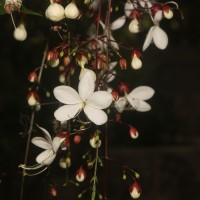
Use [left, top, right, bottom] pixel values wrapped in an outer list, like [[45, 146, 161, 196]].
[[111, 89, 119, 101], [129, 10, 141, 19], [118, 82, 129, 94], [74, 135, 81, 144], [50, 187, 57, 197], [76, 167, 86, 182], [129, 126, 139, 139], [119, 57, 127, 70], [129, 182, 141, 199], [46, 50, 59, 62], [27, 91, 39, 106], [63, 56, 71, 67], [28, 71, 37, 82], [57, 132, 69, 147]]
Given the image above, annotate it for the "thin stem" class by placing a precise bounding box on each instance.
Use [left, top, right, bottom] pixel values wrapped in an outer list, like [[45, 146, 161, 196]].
[[19, 42, 48, 200], [91, 146, 99, 200]]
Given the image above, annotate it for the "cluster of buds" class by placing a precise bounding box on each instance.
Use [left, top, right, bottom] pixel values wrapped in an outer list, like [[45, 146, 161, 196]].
[[4, 0, 22, 14], [45, 2, 81, 22]]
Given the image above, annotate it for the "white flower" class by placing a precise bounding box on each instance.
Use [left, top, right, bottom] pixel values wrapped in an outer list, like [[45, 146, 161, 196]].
[[54, 70, 113, 125], [143, 25, 168, 51], [13, 23, 27, 41], [45, 3, 65, 22], [114, 97, 127, 113], [114, 86, 154, 113], [126, 86, 155, 112], [31, 126, 64, 165]]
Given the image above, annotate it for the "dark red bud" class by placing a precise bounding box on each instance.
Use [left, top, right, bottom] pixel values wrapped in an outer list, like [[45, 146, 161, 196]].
[[118, 83, 129, 94], [119, 57, 127, 70]]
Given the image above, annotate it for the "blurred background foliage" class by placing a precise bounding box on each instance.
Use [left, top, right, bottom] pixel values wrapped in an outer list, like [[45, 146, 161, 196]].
[[0, 0, 200, 199]]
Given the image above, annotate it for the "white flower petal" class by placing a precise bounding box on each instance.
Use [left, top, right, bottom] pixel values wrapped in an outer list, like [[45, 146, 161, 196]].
[[153, 26, 168, 50], [114, 97, 127, 113], [54, 104, 82, 122], [37, 125, 52, 143], [31, 137, 52, 150], [128, 86, 155, 100], [142, 26, 154, 51], [107, 70, 116, 82], [54, 86, 82, 104], [154, 10, 163, 23], [36, 149, 56, 165], [84, 106, 108, 125], [110, 34, 119, 50], [110, 15, 126, 30], [87, 91, 113, 109], [109, 61, 117, 70], [124, 1, 135, 17], [78, 71, 95, 101], [127, 97, 151, 112], [52, 137, 63, 152]]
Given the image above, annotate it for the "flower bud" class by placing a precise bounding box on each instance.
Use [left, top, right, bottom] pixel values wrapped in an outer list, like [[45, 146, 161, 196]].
[[50, 187, 57, 197], [76, 52, 88, 68], [45, 3, 65, 22], [63, 56, 71, 67], [118, 82, 129, 94], [131, 50, 142, 70], [28, 71, 37, 82], [76, 167, 86, 182], [163, 5, 173, 19], [59, 157, 67, 169], [74, 135, 81, 144], [129, 182, 141, 199], [111, 89, 119, 101], [59, 72, 66, 83], [27, 91, 39, 106], [128, 19, 140, 33], [129, 126, 139, 139], [57, 132, 69, 150], [119, 57, 127, 70], [65, 2, 80, 19], [13, 23, 27, 41], [89, 136, 101, 148]]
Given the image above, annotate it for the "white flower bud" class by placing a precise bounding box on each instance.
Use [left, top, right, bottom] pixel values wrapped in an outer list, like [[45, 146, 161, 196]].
[[89, 137, 101, 148], [163, 9, 173, 19], [131, 55, 142, 70], [45, 3, 65, 22], [64, 2, 80, 19], [128, 19, 140, 33], [13, 24, 27, 41]]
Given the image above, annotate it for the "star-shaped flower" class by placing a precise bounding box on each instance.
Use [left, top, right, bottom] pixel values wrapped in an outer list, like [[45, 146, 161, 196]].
[[31, 126, 64, 165], [54, 70, 113, 125], [114, 86, 155, 113]]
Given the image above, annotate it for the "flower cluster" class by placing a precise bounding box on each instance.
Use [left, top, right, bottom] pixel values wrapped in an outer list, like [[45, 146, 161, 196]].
[[12, 0, 181, 199]]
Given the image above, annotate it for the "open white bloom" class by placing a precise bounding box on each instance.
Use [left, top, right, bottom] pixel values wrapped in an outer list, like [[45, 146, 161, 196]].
[[13, 23, 27, 41], [114, 86, 154, 113], [54, 70, 113, 125], [45, 3, 65, 22], [143, 25, 168, 51], [31, 126, 64, 165]]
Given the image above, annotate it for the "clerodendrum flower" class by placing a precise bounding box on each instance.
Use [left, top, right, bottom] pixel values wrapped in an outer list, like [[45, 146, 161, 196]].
[[114, 86, 155, 113], [54, 70, 113, 125], [19, 126, 65, 175]]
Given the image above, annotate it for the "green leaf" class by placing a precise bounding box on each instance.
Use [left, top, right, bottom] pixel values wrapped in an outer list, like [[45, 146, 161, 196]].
[[0, 0, 6, 15], [20, 5, 43, 17]]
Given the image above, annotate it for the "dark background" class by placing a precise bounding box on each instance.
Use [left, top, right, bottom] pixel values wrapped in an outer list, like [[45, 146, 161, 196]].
[[0, 0, 200, 199]]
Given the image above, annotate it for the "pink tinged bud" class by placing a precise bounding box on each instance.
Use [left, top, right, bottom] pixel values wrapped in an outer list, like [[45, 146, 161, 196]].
[[76, 167, 86, 182], [119, 57, 127, 70], [63, 56, 71, 67], [129, 126, 139, 139], [129, 10, 140, 20], [129, 182, 141, 199], [50, 187, 57, 197], [57, 132, 69, 149], [47, 50, 59, 62], [4, 5, 12, 14], [128, 19, 140, 33], [74, 135, 81, 144], [65, 2, 80, 19], [163, 5, 173, 19], [151, 3, 162, 18], [27, 91, 39, 106], [76, 53, 88, 68], [28, 71, 37, 82], [45, 3, 65, 22], [118, 83, 129, 94], [111, 89, 119, 101], [131, 50, 142, 70]]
